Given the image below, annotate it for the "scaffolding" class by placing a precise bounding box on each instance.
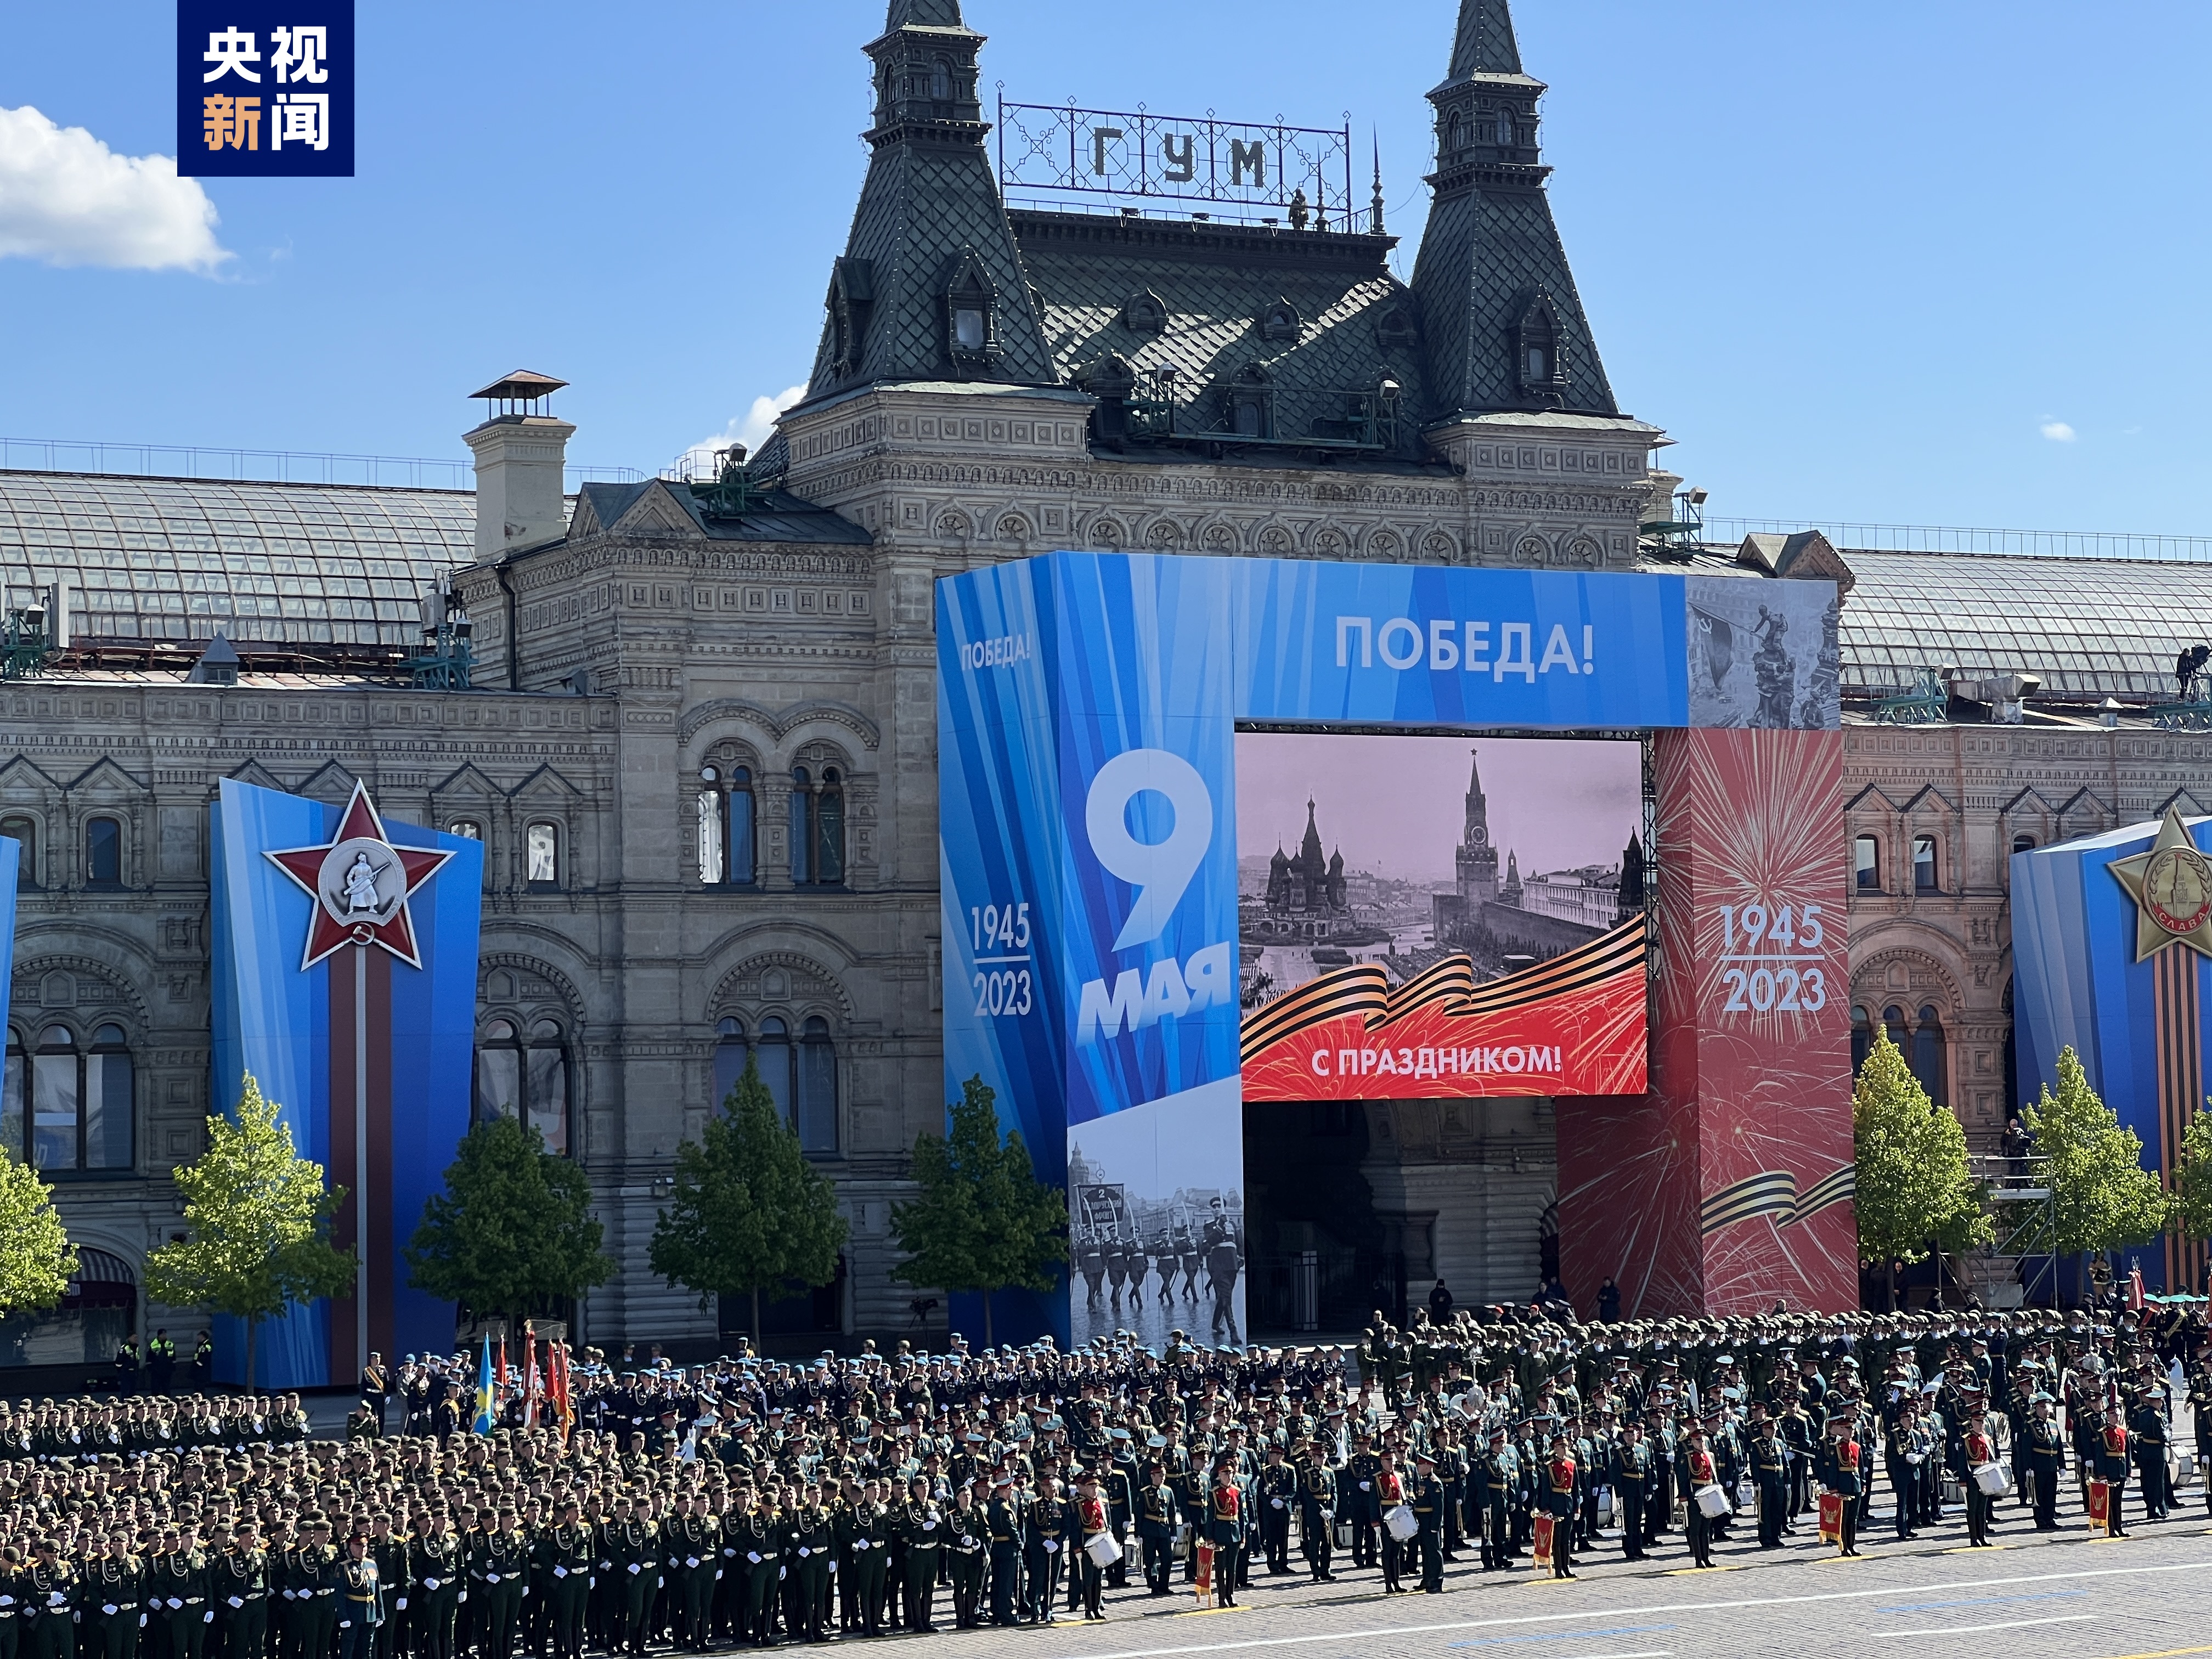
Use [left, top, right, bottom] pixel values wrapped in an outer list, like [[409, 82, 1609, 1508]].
[[1970, 1152, 2059, 1308]]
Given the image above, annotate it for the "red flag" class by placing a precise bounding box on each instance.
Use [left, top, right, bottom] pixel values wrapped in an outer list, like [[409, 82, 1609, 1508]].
[[522, 1322, 540, 1429], [550, 1338, 572, 1441], [2128, 1268, 2146, 1311]]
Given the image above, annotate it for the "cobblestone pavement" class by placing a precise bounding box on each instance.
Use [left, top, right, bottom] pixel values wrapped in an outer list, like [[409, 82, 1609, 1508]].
[[933, 1497, 2212, 1659]]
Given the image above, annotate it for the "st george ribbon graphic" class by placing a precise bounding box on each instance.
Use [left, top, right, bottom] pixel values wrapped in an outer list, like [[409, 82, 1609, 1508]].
[[211, 779, 481, 1387]]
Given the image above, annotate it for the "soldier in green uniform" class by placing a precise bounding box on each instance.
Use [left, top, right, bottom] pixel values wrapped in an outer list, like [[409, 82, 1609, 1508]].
[[406, 1511, 463, 1659], [473, 1509, 529, 1659], [737, 1487, 783, 1648], [890, 1480, 941, 1635], [611, 1494, 661, 1657], [665, 1491, 718, 1651], [212, 1525, 268, 1659], [82, 1532, 143, 1659], [535, 1502, 593, 1659], [1294, 1444, 1336, 1583], [983, 1477, 1022, 1627], [944, 1487, 987, 1629], [287, 1519, 338, 1659], [843, 1481, 891, 1637], [146, 1527, 207, 1659], [2191, 1360, 2212, 1518], [1021, 1476, 1067, 1626], [20, 1541, 75, 1659], [785, 1484, 834, 1645]]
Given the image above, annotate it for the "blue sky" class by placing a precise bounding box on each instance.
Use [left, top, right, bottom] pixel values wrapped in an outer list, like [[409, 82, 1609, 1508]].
[[2, 1, 2208, 533]]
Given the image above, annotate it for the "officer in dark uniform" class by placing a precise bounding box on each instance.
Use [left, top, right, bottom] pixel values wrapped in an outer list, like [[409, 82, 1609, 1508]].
[[1750, 1412, 1788, 1549], [1408, 1452, 1446, 1593], [2128, 1385, 2169, 1521], [1611, 1421, 1650, 1560], [1133, 1462, 1178, 1595], [983, 1477, 1022, 1625], [2024, 1396, 2066, 1531], [1295, 1443, 1336, 1583], [1255, 1444, 1297, 1573]]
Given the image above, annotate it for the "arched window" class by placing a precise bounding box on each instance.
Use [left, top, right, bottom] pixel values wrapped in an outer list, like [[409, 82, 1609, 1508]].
[[525, 1020, 570, 1155], [713, 1018, 748, 1109], [929, 55, 952, 101], [447, 820, 483, 841], [1883, 1004, 1909, 1054], [798, 1016, 837, 1153], [473, 1017, 571, 1154], [1912, 1005, 1948, 1107], [1446, 112, 1465, 154], [0, 1244, 135, 1366], [0, 816, 35, 889], [788, 764, 847, 888], [1854, 834, 1881, 891], [1912, 834, 1939, 893], [18, 1022, 132, 1174], [84, 817, 122, 888], [696, 764, 758, 886], [525, 821, 560, 887], [1851, 1005, 1874, 1074], [696, 771, 724, 885], [1494, 109, 1514, 146], [2012, 833, 2036, 855], [719, 1014, 837, 1153], [474, 1019, 522, 1124]]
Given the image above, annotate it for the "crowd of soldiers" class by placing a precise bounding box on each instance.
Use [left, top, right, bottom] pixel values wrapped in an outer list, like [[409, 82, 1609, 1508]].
[[0, 1300, 2202, 1659]]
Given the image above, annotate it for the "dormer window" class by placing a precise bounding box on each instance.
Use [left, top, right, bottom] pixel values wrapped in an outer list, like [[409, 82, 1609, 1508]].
[[1257, 297, 1302, 345], [940, 247, 1001, 376], [1122, 289, 1167, 335], [1512, 291, 1567, 404], [1375, 305, 1417, 349]]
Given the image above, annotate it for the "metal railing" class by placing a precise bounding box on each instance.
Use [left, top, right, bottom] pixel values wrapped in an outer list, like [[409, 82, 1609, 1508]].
[[0, 437, 643, 492], [1705, 516, 2212, 564]]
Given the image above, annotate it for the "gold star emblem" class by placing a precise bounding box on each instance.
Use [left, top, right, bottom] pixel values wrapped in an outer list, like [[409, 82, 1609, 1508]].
[[2108, 805, 2212, 961]]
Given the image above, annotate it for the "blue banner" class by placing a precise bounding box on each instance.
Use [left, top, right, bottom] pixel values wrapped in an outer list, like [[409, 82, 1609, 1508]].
[[178, 3, 354, 178], [938, 552, 1839, 1345], [211, 779, 479, 1384]]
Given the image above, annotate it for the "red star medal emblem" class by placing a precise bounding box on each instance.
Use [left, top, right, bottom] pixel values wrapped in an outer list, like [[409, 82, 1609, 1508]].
[[265, 782, 454, 971]]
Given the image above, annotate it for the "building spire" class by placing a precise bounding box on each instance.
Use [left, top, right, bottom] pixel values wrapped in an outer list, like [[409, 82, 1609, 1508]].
[[1370, 131, 1385, 235], [801, 0, 1053, 400], [882, 0, 964, 24], [1449, 0, 1522, 78], [1409, 0, 1618, 419]]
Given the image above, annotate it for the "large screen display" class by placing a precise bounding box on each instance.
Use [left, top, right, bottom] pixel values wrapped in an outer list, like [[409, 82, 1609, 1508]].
[[1237, 731, 1649, 1100]]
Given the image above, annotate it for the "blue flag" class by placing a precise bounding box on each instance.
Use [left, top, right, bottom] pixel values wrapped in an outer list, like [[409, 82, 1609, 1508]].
[[473, 1335, 495, 1434]]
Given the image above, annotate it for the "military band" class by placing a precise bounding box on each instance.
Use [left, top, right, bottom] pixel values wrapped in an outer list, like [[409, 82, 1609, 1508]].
[[0, 1300, 2196, 1659]]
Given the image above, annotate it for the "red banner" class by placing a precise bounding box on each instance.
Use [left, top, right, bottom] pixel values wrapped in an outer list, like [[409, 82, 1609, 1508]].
[[1558, 728, 1856, 1317], [1817, 1492, 1844, 1544], [2087, 1481, 2111, 1533], [1240, 915, 1647, 1100], [1531, 1513, 1554, 1570]]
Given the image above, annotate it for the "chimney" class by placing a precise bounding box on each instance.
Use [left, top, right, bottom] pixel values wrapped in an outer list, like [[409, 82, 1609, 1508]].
[[463, 371, 575, 563]]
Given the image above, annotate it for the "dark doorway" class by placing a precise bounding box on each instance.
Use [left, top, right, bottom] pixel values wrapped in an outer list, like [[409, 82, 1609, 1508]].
[[1243, 1102, 1384, 1335], [720, 1254, 847, 1344]]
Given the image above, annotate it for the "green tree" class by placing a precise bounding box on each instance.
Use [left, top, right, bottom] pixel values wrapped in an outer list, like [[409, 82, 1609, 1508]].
[[405, 1114, 614, 1331], [1853, 1031, 1991, 1306], [648, 1054, 847, 1346], [2023, 1046, 2171, 1288], [0, 1147, 77, 1316], [890, 1075, 1068, 1345], [2174, 1102, 2212, 1246], [144, 1074, 357, 1387]]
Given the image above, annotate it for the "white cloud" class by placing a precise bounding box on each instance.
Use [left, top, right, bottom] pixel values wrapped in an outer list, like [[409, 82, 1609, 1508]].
[[2039, 419, 2076, 443], [680, 384, 806, 471], [0, 104, 228, 272]]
